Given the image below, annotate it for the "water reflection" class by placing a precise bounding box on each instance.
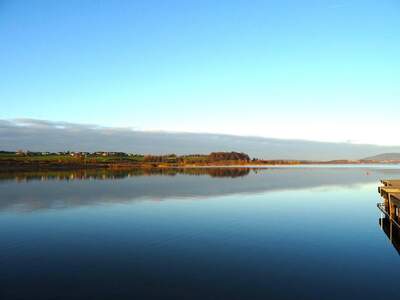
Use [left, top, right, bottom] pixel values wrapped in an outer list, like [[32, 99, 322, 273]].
[[2, 166, 400, 213], [2, 166, 400, 299], [379, 215, 400, 255], [0, 167, 251, 182]]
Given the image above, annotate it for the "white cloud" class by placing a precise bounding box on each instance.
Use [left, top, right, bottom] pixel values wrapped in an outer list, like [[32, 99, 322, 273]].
[[1, 118, 400, 160]]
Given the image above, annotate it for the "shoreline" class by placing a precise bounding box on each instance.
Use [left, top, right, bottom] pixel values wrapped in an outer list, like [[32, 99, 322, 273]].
[[1, 161, 400, 172], [1, 151, 400, 172]]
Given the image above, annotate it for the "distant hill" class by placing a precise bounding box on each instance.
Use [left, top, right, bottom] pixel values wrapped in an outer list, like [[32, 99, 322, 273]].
[[363, 153, 400, 161]]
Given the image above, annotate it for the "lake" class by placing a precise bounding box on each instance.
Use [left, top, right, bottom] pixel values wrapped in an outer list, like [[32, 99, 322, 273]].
[[0, 166, 399, 299]]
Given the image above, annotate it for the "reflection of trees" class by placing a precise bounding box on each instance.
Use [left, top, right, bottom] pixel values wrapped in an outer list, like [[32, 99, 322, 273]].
[[197, 168, 250, 178], [0, 167, 252, 182]]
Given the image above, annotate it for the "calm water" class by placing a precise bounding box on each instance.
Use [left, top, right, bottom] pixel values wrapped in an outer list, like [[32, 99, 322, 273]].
[[1, 166, 400, 299]]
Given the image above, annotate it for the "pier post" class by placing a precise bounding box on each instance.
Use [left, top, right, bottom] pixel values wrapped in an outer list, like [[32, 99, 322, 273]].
[[390, 201, 397, 219]]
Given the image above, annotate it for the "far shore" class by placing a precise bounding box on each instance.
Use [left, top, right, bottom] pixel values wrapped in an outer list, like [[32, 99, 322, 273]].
[[1, 150, 400, 172]]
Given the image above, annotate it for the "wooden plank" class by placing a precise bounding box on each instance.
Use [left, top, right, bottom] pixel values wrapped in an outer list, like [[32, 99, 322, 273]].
[[379, 186, 400, 197], [390, 193, 400, 203], [381, 179, 400, 187], [381, 187, 400, 193]]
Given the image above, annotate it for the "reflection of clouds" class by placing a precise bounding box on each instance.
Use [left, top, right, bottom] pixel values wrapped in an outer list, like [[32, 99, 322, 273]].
[[1, 167, 400, 213], [2, 118, 400, 160]]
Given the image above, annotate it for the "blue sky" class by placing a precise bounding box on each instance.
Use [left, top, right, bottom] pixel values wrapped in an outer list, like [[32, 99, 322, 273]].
[[1, 0, 399, 145]]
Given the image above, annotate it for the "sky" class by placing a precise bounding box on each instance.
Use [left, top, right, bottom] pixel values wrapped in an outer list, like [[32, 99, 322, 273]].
[[1, 0, 399, 145]]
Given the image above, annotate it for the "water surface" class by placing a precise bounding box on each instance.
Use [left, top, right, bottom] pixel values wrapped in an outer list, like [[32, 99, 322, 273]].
[[0, 166, 399, 299]]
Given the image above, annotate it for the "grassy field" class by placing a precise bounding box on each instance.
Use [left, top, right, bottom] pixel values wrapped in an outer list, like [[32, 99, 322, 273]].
[[0, 151, 322, 172], [0, 153, 148, 171], [0, 153, 145, 162]]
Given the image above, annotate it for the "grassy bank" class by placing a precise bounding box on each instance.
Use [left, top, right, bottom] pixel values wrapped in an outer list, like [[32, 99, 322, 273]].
[[0, 151, 254, 171], [1, 151, 387, 172]]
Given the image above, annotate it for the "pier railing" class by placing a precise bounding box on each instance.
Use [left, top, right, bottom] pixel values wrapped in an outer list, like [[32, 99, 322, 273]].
[[377, 202, 400, 229]]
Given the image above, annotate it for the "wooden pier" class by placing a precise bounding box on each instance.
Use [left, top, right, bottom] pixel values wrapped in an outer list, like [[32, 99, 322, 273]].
[[379, 186, 400, 197], [381, 179, 400, 187], [377, 180, 400, 255], [378, 180, 400, 225]]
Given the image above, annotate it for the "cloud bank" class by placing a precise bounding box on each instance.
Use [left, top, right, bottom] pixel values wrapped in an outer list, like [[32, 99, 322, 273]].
[[1, 119, 400, 160]]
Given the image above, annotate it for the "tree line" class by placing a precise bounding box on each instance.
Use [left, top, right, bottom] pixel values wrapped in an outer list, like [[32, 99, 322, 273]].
[[143, 152, 250, 163]]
